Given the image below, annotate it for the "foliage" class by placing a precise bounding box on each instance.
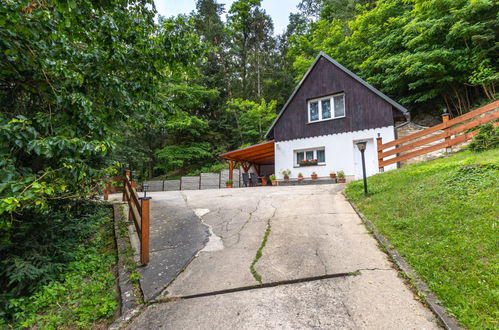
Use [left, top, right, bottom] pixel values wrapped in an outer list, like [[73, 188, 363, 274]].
[[225, 180, 233, 185], [468, 123, 499, 152], [269, 174, 276, 181], [280, 169, 291, 178], [337, 170, 345, 179], [0, 0, 200, 235], [345, 149, 499, 328], [0, 200, 117, 326], [289, 0, 499, 117], [155, 143, 213, 174], [226, 98, 277, 146]]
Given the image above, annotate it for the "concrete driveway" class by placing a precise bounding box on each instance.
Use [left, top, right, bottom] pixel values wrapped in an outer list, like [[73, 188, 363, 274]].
[[128, 185, 439, 329]]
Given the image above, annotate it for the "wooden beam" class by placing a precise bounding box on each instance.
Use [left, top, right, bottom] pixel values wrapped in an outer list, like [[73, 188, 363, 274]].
[[226, 147, 274, 160], [381, 111, 499, 158], [381, 100, 499, 149], [380, 128, 492, 167], [229, 160, 234, 182]]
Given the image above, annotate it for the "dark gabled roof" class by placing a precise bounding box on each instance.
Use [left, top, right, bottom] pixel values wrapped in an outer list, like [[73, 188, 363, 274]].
[[265, 52, 409, 138]]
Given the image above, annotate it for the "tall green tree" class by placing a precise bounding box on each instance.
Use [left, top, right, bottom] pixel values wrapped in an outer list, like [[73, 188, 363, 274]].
[[226, 98, 277, 146], [289, 0, 498, 117], [0, 0, 199, 234]]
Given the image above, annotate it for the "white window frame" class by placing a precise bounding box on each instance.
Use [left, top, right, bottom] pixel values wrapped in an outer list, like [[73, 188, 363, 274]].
[[294, 147, 326, 167], [308, 93, 345, 123]]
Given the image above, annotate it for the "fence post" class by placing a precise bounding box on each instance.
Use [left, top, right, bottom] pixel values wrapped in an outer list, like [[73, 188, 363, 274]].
[[376, 134, 384, 172], [104, 182, 110, 201], [442, 109, 451, 153], [122, 170, 130, 201], [140, 197, 151, 265]]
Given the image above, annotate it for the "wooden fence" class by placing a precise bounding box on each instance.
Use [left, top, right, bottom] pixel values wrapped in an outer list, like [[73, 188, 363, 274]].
[[103, 176, 122, 200], [122, 170, 150, 265], [377, 100, 499, 170]]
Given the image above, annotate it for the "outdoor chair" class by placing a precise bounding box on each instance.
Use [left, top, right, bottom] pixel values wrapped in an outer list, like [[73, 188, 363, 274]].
[[250, 173, 261, 187], [242, 173, 250, 187]]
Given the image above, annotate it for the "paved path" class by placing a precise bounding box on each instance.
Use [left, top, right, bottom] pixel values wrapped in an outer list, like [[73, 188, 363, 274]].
[[127, 185, 439, 329]]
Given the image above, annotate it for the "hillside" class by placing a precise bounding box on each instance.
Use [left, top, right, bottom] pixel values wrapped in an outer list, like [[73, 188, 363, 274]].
[[345, 149, 498, 329]]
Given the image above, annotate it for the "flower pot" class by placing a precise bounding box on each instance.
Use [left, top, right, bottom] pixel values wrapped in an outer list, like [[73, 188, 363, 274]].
[[330, 173, 337, 179], [311, 174, 318, 180], [226, 184, 233, 188], [298, 176, 303, 181], [261, 177, 268, 186], [284, 177, 289, 181], [338, 178, 346, 183], [271, 180, 278, 186]]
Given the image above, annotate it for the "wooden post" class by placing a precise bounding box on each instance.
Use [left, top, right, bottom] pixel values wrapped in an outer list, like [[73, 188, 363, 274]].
[[140, 197, 151, 265], [229, 160, 234, 183], [104, 182, 110, 201], [122, 170, 130, 201], [376, 135, 384, 172], [442, 110, 451, 152]]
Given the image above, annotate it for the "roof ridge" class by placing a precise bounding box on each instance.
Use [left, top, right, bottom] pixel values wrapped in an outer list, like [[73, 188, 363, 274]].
[[265, 52, 408, 139]]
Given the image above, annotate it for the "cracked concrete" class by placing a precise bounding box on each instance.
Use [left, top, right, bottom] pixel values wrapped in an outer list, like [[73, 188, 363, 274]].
[[123, 185, 440, 329]]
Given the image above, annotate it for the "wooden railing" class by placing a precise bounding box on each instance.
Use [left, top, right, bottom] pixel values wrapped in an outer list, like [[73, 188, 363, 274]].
[[103, 176, 123, 200], [377, 100, 499, 170], [122, 170, 151, 265]]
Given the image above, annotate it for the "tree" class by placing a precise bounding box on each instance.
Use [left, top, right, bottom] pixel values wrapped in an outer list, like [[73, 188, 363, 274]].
[[288, 0, 498, 117], [226, 98, 277, 146], [0, 0, 200, 234]]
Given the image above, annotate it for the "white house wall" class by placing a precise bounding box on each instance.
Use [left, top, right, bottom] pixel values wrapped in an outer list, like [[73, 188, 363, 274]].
[[274, 126, 397, 180]]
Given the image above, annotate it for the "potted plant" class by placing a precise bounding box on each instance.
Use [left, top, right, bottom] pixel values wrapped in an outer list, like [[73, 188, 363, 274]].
[[337, 171, 346, 183], [280, 169, 291, 181], [329, 171, 337, 179], [225, 180, 233, 188], [269, 174, 277, 186], [311, 172, 318, 180], [297, 172, 304, 181]]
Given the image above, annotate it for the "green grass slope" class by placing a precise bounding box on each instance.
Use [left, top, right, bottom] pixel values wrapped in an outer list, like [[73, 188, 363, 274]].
[[345, 149, 498, 329]]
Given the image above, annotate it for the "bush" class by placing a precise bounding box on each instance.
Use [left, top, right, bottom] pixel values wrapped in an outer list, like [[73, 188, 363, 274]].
[[469, 123, 499, 152], [0, 200, 117, 326]]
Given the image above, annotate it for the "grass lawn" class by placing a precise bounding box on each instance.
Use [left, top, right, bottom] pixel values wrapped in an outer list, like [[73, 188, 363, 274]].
[[345, 149, 498, 329]]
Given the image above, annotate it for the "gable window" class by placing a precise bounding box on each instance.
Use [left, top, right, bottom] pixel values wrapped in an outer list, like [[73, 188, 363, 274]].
[[308, 93, 345, 123], [295, 148, 326, 166]]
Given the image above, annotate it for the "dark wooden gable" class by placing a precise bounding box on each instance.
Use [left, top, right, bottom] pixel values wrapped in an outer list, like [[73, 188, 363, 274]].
[[269, 56, 397, 141]]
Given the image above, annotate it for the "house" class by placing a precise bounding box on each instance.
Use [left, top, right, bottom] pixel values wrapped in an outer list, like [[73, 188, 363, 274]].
[[221, 52, 409, 181]]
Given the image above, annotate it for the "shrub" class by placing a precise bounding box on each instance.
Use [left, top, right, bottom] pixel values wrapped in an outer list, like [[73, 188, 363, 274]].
[[0, 200, 116, 325], [469, 123, 499, 152]]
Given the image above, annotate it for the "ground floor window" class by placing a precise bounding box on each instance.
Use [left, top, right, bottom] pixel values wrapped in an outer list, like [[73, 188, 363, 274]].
[[295, 148, 325, 166]]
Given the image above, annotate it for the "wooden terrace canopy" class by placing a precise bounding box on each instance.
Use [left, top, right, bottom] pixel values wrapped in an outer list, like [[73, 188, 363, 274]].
[[219, 140, 275, 181]]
